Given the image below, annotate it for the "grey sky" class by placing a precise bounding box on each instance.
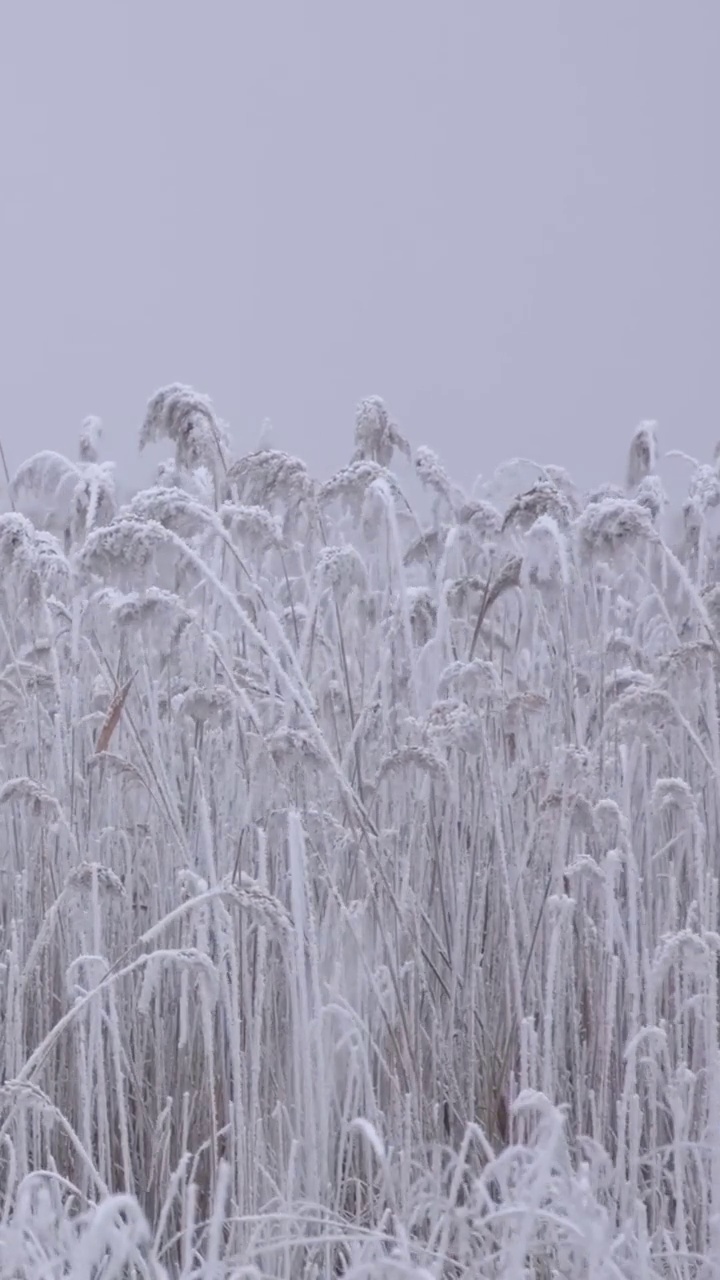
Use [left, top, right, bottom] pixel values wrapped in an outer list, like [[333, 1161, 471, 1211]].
[[1, 3, 718, 497]]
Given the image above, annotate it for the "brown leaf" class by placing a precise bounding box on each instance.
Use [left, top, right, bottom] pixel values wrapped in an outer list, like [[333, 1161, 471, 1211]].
[[94, 673, 135, 755]]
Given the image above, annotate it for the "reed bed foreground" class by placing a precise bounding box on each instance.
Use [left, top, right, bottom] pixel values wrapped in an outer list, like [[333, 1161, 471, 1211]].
[[1, 391, 719, 1278]]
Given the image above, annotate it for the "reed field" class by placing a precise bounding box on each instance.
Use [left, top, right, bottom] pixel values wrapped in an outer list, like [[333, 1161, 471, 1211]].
[[1, 388, 720, 1278]]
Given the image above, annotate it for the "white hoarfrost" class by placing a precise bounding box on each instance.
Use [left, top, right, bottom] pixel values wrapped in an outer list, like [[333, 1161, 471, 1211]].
[[2, 395, 720, 1276]]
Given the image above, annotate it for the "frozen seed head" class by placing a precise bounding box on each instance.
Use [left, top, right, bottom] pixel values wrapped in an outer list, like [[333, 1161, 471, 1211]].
[[443, 574, 485, 612], [120, 484, 206, 537], [90, 671, 114, 712], [140, 382, 230, 475], [685, 463, 720, 518], [575, 497, 657, 558], [604, 686, 678, 738], [603, 667, 655, 704], [361, 477, 393, 540], [374, 745, 450, 790], [414, 446, 463, 511], [77, 517, 167, 578], [232, 872, 292, 933], [0, 515, 70, 597], [406, 586, 437, 644], [382, 586, 432, 648], [31, 528, 71, 580], [502, 480, 573, 534], [682, 496, 703, 538], [403, 524, 450, 567], [220, 502, 283, 552], [320, 458, 401, 517], [0, 776, 62, 819], [634, 473, 667, 522], [354, 395, 410, 467], [155, 457, 215, 503], [10, 450, 80, 514], [70, 462, 116, 540], [521, 513, 570, 589], [107, 586, 192, 635], [486, 554, 523, 610], [0, 512, 39, 570], [626, 420, 658, 490], [457, 499, 503, 539], [78, 415, 103, 463], [652, 776, 698, 819], [502, 690, 550, 731], [437, 658, 502, 701], [232, 655, 270, 697], [265, 726, 328, 769], [177, 869, 208, 898], [424, 699, 484, 754], [656, 640, 714, 679], [138, 949, 219, 1014], [224, 449, 313, 509], [604, 631, 645, 669], [652, 928, 713, 986], [584, 482, 627, 506], [313, 544, 368, 599], [0, 667, 58, 724], [177, 684, 234, 727], [65, 860, 125, 897], [542, 464, 581, 512]]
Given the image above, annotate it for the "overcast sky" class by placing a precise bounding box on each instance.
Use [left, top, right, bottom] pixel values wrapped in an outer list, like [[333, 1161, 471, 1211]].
[[1, 3, 718, 496]]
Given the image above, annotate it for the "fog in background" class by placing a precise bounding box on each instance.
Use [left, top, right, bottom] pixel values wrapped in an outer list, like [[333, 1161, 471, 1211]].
[[1, 2, 718, 500]]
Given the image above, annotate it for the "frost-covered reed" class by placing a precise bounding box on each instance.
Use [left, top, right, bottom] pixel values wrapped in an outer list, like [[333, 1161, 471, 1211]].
[[1, 388, 720, 1277]]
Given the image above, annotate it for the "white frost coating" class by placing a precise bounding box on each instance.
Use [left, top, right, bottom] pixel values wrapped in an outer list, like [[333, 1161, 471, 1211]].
[[1, 394, 720, 1275]]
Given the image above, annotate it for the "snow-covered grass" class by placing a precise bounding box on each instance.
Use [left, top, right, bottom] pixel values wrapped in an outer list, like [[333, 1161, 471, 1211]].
[[1, 391, 720, 1277]]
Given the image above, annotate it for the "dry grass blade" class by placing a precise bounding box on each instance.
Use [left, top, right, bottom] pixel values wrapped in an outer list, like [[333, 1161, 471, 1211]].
[[94, 672, 136, 754], [468, 554, 523, 659]]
